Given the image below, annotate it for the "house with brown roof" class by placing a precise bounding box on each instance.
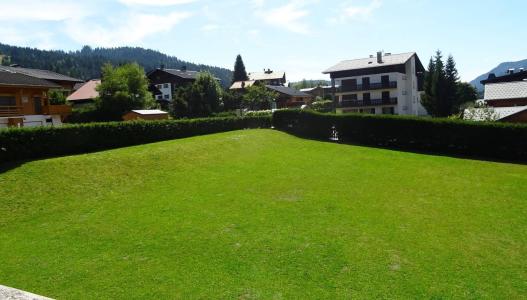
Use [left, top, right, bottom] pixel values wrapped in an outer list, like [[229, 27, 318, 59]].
[[0, 67, 73, 128], [67, 79, 101, 106]]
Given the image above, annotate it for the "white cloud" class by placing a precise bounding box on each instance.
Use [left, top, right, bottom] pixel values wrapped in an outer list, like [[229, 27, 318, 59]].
[[65, 11, 192, 47], [331, 0, 382, 23], [0, 1, 91, 21], [257, 1, 311, 35], [118, 0, 198, 6]]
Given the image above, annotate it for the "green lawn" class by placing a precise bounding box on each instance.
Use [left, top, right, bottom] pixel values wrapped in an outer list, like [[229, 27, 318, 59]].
[[1, 129, 526, 299]]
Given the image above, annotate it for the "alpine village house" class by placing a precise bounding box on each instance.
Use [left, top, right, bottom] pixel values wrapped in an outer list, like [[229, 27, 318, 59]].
[[464, 69, 527, 123], [230, 69, 313, 109], [147, 66, 200, 106], [0, 65, 83, 128], [323, 51, 427, 116]]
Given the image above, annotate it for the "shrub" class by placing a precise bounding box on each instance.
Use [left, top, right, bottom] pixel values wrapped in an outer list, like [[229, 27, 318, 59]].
[[273, 110, 527, 162], [48, 89, 68, 105], [0, 116, 271, 163], [310, 100, 333, 113]]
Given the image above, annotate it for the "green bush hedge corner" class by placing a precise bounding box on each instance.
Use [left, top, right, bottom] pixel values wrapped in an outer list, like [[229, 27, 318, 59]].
[[0, 116, 272, 163], [273, 110, 527, 162]]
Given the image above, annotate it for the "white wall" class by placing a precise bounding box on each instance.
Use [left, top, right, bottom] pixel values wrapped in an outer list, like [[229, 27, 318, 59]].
[[0, 115, 62, 129], [334, 57, 427, 116]]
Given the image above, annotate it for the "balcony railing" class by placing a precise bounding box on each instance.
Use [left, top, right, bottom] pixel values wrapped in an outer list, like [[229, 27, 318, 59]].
[[0, 105, 23, 117], [340, 97, 398, 108], [44, 105, 72, 116], [339, 81, 397, 93]]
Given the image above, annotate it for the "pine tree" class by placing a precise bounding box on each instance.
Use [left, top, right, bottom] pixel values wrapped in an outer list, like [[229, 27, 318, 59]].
[[421, 57, 436, 116], [232, 54, 249, 83], [445, 55, 460, 115]]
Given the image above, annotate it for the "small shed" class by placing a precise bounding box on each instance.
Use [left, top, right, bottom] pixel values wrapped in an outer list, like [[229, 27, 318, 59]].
[[123, 110, 169, 121]]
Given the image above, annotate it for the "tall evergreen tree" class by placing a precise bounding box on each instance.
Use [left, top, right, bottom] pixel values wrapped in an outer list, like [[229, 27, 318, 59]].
[[445, 55, 460, 115], [421, 57, 437, 115], [232, 54, 249, 83]]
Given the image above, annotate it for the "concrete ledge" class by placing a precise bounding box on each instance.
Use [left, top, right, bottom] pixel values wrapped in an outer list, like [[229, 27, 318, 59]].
[[0, 285, 53, 300]]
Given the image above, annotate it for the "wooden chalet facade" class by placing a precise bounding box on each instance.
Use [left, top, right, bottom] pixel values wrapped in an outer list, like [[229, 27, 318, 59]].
[[0, 68, 75, 128], [266, 85, 313, 109]]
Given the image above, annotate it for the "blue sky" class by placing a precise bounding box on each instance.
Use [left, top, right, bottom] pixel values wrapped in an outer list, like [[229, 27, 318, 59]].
[[0, 0, 525, 81]]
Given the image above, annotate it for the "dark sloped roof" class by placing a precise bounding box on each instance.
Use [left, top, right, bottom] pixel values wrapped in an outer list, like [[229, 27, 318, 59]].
[[481, 70, 527, 85], [266, 85, 311, 97], [0, 65, 83, 83], [0, 70, 62, 88], [147, 68, 200, 80]]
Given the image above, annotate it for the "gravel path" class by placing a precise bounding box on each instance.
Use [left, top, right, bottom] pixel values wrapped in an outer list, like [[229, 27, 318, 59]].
[[0, 285, 53, 300]]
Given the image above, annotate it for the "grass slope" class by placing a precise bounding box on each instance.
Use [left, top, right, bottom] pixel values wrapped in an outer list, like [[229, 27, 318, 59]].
[[1, 130, 526, 299]]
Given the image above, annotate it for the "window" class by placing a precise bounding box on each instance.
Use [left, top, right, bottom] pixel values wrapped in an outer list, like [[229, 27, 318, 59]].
[[362, 77, 370, 89], [164, 94, 170, 99], [342, 94, 358, 101], [0, 95, 16, 106], [163, 84, 169, 88], [363, 93, 371, 101], [369, 108, 376, 114], [382, 107, 395, 115], [156, 95, 162, 100], [342, 79, 357, 90], [381, 75, 389, 87], [382, 91, 390, 100]]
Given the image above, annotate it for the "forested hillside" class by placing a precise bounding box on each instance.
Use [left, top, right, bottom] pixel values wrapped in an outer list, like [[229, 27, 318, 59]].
[[0, 44, 233, 86]]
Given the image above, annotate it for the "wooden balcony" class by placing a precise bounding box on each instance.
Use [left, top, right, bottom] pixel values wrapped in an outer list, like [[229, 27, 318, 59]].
[[45, 104, 72, 116], [0, 106, 23, 117]]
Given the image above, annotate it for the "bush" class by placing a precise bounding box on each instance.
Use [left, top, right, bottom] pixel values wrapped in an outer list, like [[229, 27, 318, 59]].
[[48, 89, 68, 105], [310, 100, 333, 113], [0, 116, 271, 163], [273, 110, 527, 162]]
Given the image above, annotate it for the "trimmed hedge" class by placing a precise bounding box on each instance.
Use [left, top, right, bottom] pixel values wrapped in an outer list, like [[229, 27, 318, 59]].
[[0, 116, 271, 163], [273, 110, 527, 162]]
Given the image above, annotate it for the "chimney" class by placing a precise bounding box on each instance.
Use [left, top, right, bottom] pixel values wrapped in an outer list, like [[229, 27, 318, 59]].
[[519, 68, 525, 73], [487, 73, 496, 80], [377, 51, 383, 64], [507, 68, 515, 75]]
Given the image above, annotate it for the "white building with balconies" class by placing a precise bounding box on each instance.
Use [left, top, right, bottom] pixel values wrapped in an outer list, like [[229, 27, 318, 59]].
[[323, 51, 427, 116]]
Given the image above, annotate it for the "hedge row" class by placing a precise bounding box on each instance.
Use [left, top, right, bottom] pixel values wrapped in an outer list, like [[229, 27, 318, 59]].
[[273, 110, 527, 162], [0, 116, 271, 163]]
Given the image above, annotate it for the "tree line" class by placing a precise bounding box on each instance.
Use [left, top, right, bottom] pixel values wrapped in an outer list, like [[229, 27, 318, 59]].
[[0, 44, 233, 87]]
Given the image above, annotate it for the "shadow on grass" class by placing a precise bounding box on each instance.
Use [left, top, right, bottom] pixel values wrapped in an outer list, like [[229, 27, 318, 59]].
[[0, 161, 25, 174], [278, 130, 527, 166]]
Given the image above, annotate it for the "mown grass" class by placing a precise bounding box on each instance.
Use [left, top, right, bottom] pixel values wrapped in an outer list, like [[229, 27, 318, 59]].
[[1, 129, 526, 299]]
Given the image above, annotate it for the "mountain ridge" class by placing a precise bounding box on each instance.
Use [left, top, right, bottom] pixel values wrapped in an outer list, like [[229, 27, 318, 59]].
[[0, 44, 233, 87], [470, 59, 527, 92]]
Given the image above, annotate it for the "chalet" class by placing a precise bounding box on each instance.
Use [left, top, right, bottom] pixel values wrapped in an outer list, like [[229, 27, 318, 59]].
[[323, 51, 427, 116], [300, 86, 333, 99], [123, 110, 169, 121], [0, 68, 72, 128], [464, 69, 527, 123], [0, 65, 83, 94], [266, 85, 313, 109], [230, 69, 286, 90], [147, 67, 199, 103], [67, 79, 100, 106]]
